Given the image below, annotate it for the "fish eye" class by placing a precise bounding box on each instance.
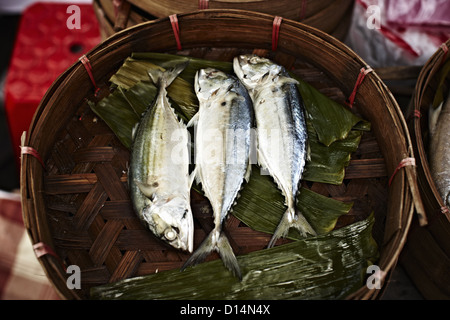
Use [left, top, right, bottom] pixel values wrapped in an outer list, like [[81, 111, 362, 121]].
[[164, 228, 178, 241]]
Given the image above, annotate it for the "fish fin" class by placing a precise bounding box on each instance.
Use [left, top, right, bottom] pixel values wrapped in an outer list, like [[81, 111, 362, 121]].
[[217, 233, 242, 280], [428, 101, 443, 138], [131, 122, 139, 141], [148, 61, 189, 88], [194, 69, 200, 95], [244, 162, 252, 182], [276, 75, 299, 87], [267, 207, 316, 248], [181, 229, 242, 280], [192, 164, 203, 185], [188, 167, 197, 188], [256, 148, 268, 170], [306, 142, 311, 162], [187, 112, 199, 128], [147, 67, 163, 86], [257, 148, 272, 176], [135, 180, 158, 199]]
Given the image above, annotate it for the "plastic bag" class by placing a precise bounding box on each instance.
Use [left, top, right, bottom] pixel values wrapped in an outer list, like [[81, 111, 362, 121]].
[[345, 0, 450, 68], [386, 0, 450, 32]]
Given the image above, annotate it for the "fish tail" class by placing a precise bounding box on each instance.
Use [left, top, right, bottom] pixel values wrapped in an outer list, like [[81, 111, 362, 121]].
[[267, 207, 316, 248], [148, 61, 189, 89], [181, 229, 242, 280]]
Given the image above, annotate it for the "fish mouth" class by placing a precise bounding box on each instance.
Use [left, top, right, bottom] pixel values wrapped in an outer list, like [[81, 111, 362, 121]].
[[157, 223, 194, 253], [180, 239, 193, 253], [177, 222, 194, 253], [142, 201, 194, 253]]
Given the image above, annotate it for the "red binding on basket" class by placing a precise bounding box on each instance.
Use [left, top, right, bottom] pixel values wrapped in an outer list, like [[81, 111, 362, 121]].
[[198, 0, 209, 9], [170, 14, 182, 51], [407, 109, 421, 123], [33, 242, 67, 271], [388, 157, 415, 186], [79, 55, 100, 96], [346, 66, 373, 108], [21, 146, 45, 169], [272, 16, 283, 51]]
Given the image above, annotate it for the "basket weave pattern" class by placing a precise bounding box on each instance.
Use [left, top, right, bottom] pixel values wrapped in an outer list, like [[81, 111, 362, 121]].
[[20, 10, 419, 299], [37, 56, 387, 299]]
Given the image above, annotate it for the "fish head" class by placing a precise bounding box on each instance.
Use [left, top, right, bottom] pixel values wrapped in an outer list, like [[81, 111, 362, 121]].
[[195, 68, 231, 102], [233, 54, 281, 88], [142, 196, 194, 253]]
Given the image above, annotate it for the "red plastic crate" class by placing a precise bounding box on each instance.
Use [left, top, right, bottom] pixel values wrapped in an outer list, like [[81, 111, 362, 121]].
[[4, 2, 101, 171]]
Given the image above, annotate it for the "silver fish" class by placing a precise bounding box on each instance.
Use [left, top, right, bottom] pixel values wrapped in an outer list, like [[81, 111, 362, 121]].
[[429, 90, 450, 208], [233, 54, 316, 248], [181, 68, 254, 279], [129, 62, 194, 253]]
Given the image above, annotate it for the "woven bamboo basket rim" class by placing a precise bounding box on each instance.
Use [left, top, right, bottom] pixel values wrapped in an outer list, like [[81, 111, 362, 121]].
[[400, 40, 450, 299], [20, 9, 422, 300], [409, 39, 450, 222], [93, 0, 354, 40]]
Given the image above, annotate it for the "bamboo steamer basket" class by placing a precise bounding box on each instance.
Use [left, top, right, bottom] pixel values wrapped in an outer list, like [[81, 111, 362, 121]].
[[402, 40, 450, 299], [20, 10, 423, 300], [93, 0, 354, 41]]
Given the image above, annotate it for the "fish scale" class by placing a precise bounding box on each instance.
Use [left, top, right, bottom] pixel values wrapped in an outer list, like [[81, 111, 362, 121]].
[[182, 68, 254, 280], [129, 62, 194, 253], [233, 54, 316, 248]]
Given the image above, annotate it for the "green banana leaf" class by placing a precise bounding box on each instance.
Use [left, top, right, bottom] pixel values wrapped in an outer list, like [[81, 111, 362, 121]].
[[88, 52, 372, 232], [303, 125, 363, 185], [88, 52, 366, 225], [107, 52, 370, 146], [294, 74, 368, 147], [109, 58, 198, 119], [293, 73, 370, 184], [88, 83, 154, 149], [90, 214, 378, 300], [233, 165, 353, 237], [88, 79, 192, 149], [90, 52, 369, 183], [131, 52, 233, 84], [88, 52, 378, 300]]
